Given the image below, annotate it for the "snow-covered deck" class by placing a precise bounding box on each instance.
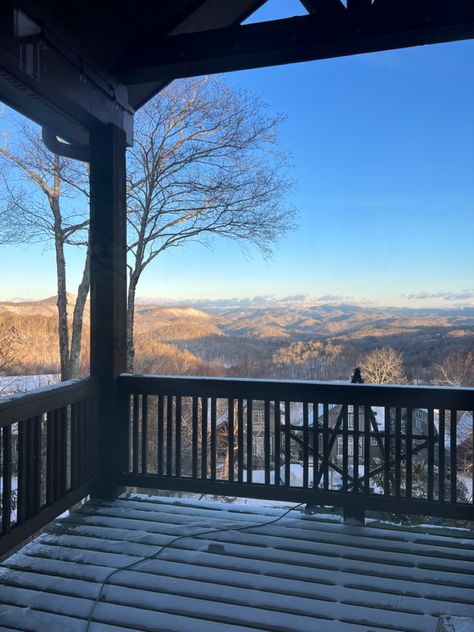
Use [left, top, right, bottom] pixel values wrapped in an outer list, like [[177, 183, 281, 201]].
[[0, 495, 473, 632]]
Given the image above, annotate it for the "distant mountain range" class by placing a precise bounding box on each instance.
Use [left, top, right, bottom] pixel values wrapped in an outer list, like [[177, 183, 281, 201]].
[[2, 296, 474, 343], [1, 297, 473, 377], [132, 301, 474, 341]]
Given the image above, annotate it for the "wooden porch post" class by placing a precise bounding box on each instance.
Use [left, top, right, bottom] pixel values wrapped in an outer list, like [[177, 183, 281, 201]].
[[89, 123, 127, 499]]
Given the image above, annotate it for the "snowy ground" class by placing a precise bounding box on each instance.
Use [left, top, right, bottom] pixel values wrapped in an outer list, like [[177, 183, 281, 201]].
[[0, 475, 18, 524], [0, 374, 59, 398]]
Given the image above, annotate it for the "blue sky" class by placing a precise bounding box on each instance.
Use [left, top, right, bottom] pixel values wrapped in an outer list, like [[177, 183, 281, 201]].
[[0, 1, 473, 308]]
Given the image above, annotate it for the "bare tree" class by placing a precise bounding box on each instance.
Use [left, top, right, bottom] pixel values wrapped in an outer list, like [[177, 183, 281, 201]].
[[0, 122, 89, 380], [359, 346, 407, 385], [126, 77, 296, 371], [0, 324, 20, 375], [434, 350, 474, 387], [272, 340, 356, 381]]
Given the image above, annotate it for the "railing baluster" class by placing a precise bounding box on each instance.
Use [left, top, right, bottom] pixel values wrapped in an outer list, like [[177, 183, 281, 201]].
[[284, 401, 290, 487], [141, 394, 148, 474], [56, 409, 63, 498], [247, 399, 253, 484], [342, 405, 348, 492], [46, 411, 54, 504], [274, 400, 281, 486], [406, 408, 413, 499], [175, 396, 182, 477], [364, 406, 370, 494], [264, 400, 270, 485], [438, 409, 445, 503], [353, 404, 359, 494], [450, 409, 457, 504], [191, 396, 198, 478], [21, 420, 30, 521], [132, 395, 139, 474], [471, 409, 474, 505], [427, 408, 434, 502], [228, 398, 234, 482], [71, 403, 78, 487], [66, 405, 72, 486], [83, 400, 90, 481], [17, 420, 27, 524], [33, 415, 42, 514], [92, 398, 98, 479], [312, 401, 318, 491], [395, 407, 402, 498], [323, 403, 329, 490], [54, 410, 61, 500], [59, 407, 67, 497], [237, 398, 244, 483], [167, 396, 174, 477], [77, 402, 84, 486], [75, 402, 82, 485], [303, 401, 308, 488], [201, 397, 207, 479], [2, 426, 12, 534], [25, 417, 35, 519], [210, 398, 216, 480], [126, 396, 132, 474], [81, 399, 88, 484], [383, 406, 390, 496], [157, 394, 164, 477]]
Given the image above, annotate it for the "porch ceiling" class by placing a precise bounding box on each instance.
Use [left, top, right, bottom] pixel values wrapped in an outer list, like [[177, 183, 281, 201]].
[[1, 494, 473, 631], [1, 1, 474, 146]]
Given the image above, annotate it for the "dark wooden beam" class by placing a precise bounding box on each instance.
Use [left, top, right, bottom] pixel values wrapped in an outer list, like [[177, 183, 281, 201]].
[[89, 123, 127, 498], [0, 5, 133, 146], [127, 0, 267, 110], [347, 0, 372, 14], [300, 0, 345, 17], [119, 1, 474, 85]]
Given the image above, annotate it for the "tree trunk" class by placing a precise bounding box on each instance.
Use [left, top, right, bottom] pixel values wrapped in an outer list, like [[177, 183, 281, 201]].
[[69, 246, 90, 378], [51, 188, 70, 381], [126, 272, 139, 372]]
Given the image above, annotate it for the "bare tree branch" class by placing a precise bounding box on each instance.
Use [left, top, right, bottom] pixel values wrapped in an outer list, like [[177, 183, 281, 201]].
[[126, 77, 296, 370], [0, 118, 90, 380], [359, 347, 407, 385]]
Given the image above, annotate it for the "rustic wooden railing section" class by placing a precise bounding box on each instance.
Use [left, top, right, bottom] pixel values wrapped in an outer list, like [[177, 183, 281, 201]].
[[0, 378, 100, 557], [120, 375, 474, 521], [0, 373, 472, 559]]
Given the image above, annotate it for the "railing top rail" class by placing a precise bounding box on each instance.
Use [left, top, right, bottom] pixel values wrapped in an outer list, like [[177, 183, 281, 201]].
[[120, 374, 474, 410], [0, 377, 100, 428]]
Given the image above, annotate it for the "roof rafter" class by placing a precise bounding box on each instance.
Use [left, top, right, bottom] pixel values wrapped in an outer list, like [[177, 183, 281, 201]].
[[300, 0, 346, 16], [0, 2, 133, 145], [119, 0, 474, 85]]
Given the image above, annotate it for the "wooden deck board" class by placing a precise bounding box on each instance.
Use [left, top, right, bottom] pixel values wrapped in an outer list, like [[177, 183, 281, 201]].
[[66, 506, 474, 577], [0, 495, 473, 631]]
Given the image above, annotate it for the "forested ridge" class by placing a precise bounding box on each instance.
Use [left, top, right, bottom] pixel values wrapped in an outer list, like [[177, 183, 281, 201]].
[[1, 298, 473, 386]]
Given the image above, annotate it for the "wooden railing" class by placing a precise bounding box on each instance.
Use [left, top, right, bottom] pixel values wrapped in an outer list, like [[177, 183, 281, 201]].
[[1, 372, 472, 560], [0, 378, 100, 557], [120, 374, 474, 521]]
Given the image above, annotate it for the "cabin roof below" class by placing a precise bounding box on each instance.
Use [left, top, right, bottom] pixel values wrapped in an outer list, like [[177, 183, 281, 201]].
[[0, 494, 473, 631]]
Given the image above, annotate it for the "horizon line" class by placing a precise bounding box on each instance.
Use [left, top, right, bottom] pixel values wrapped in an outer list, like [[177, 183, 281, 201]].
[[1, 294, 473, 311]]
